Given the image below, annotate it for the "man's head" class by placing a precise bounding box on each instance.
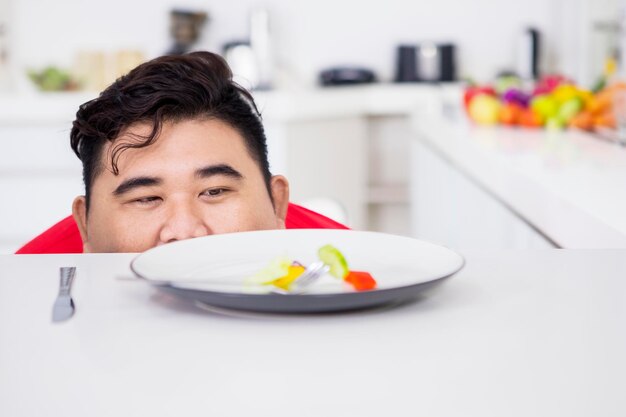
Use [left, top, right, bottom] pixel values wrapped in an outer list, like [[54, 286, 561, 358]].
[[71, 51, 289, 253]]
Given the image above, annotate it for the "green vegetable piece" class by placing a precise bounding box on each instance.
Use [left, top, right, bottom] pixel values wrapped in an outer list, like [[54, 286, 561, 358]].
[[591, 76, 606, 94], [318, 244, 349, 279]]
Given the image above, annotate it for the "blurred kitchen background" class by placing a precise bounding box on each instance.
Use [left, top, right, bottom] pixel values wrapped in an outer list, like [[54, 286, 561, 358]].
[[1, 0, 624, 90], [2, 0, 626, 253]]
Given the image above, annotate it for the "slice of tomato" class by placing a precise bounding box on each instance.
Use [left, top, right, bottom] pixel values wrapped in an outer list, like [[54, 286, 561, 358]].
[[344, 271, 377, 291]]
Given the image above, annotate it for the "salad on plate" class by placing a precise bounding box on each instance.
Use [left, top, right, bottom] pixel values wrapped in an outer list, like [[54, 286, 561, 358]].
[[246, 244, 377, 293]]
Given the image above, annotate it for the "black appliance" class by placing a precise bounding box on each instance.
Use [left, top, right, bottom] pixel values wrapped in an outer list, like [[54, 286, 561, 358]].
[[395, 43, 456, 83], [319, 67, 377, 86], [516, 27, 540, 80]]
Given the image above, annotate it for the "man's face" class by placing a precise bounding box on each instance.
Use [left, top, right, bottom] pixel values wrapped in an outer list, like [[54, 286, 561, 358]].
[[72, 118, 289, 253]]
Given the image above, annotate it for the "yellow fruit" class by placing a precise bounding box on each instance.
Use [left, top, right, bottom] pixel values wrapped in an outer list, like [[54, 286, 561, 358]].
[[468, 94, 501, 125], [552, 84, 579, 104]]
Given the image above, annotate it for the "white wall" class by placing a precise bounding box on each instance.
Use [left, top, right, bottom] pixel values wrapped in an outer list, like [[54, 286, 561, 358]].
[[3, 0, 620, 88], [0, 0, 10, 91]]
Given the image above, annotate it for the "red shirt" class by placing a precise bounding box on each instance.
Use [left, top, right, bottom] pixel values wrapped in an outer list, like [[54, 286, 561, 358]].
[[15, 203, 348, 254]]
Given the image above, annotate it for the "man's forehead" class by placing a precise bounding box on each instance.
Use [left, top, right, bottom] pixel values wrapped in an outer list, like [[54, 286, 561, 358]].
[[100, 120, 175, 173], [121, 119, 159, 136], [113, 122, 157, 149], [97, 118, 249, 178]]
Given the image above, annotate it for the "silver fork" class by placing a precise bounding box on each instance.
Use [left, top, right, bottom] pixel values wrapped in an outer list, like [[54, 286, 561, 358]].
[[52, 267, 76, 322], [270, 261, 330, 295]]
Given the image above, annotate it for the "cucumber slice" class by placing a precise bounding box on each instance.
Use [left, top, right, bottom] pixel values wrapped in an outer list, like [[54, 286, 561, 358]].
[[318, 244, 349, 279]]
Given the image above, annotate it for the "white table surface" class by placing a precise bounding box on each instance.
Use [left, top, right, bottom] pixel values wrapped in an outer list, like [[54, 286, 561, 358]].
[[1, 250, 625, 416]]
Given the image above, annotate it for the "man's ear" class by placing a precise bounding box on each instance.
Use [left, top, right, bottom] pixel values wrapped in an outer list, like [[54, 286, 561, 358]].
[[270, 175, 289, 229], [72, 196, 92, 253]]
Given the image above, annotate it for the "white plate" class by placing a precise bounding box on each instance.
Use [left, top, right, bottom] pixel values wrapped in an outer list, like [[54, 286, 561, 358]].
[[130, 229, 464, 313]]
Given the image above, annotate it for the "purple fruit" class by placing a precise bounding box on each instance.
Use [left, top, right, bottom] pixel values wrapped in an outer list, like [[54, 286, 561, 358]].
[[502, 89, 530, 107]]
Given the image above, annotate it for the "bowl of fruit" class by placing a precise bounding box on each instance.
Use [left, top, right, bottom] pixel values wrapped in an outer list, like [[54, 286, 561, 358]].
[[463, 74, 626, 134]]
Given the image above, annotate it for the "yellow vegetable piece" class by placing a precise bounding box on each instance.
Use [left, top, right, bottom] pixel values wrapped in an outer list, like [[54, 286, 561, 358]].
[[245, 256, 293, 285], [270, 265, 306, 291]]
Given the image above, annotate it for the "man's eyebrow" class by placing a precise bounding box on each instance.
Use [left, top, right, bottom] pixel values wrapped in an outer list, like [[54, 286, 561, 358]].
[[112, 177, 162, 196], [195, 164, 244, 180]]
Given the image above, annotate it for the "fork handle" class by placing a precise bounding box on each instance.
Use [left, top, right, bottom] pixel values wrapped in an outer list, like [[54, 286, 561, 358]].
[[59, 267, 76, 295]]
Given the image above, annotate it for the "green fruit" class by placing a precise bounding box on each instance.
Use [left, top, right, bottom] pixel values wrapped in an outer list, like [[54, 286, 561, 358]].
[[546, 116, 566, 130], [557, 97, 583, 122], [531, 95, 559, 118], [28, 66, 71, 91], [318, 244, 349, 279], [495, 75, 522, 95]]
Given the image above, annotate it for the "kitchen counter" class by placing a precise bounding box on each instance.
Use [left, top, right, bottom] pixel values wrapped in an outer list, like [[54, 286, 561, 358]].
[[413, 108, 626, 248], [2, 250, 625, 416], [0, 83, 441, 125]]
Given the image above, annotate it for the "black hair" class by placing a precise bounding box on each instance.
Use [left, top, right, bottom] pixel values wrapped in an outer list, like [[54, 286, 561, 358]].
[[70, 51, 271, 211]]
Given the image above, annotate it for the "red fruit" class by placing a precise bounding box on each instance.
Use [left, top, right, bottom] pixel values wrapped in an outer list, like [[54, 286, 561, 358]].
[[463, 86, 496, 110], [532, 74, 571, 96]]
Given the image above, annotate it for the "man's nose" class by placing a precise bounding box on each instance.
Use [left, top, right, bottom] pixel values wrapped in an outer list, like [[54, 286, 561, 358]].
[[159, 201, 210, 244]]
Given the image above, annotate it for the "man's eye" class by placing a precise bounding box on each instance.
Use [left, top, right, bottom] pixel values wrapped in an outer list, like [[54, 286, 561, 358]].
[[202, 188, 227, 197], [132, 196, 161, 205]]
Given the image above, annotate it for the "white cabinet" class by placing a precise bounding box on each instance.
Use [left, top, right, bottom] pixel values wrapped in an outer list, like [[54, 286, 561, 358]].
[[0, 124, 83, 253], [265, 117, 368, 229], [359, 111, 554, 249], [365, 115, 412, 235], [265, 114, 416, 234], [410, 139, 554, 250]]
